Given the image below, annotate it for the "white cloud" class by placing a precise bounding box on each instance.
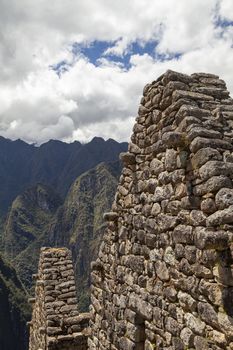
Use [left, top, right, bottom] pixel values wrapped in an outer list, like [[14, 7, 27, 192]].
[[104, 38, 130, 57], [157, 0, 218, 54], [0, 0, 233, 144], [219, 0, 233, 21]]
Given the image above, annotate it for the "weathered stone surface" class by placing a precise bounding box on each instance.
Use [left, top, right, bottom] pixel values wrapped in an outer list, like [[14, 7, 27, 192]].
[[213, 265, 233, 286], [151, 203, 161, 216], [124, 255, 145, 274], [29, 248, 90, 350], [137, 300, 153, 321], [129, 142, 141, 154], [163, 70, 193, 84], [162, 132, 184, 147], [165, 149, 177, 171], [207, 205, 233, 226], [188, 126, 221, 142], [199, 280, 222, 305], [164, 247, 176, 265], [184, 313, 205, 335], [190, 210, 206, 226], [210, 330, 227, 347], [191, 72, 219, 79], [173, 89, 214, 102], [178, 291, 197, 312], [201, 198, 216, 214], [165, 316, 181, 336], [155, 261, 170, 281], [150, 158, 164, 175], [180, 327, 194, 347], [194, 228, 229, 250], [119, 337, 135, 350], [138, 105, 150, 116], [199, 161, 233, 181], [198, 302, 218, 328], [191, 137, 232, 153], [103, 211, 118, 221], [193, 336, 209, 350], [157, 213, 177, 232], [173, 225, 193, 244], [194, 175, 232, 196], [191, 147, 221, 169], [120, 152, 136, 165], [215, 188, 233, 209], [176, 104, 211, 121], [192, 86, 229, 99], [218, 313, 233, 338]]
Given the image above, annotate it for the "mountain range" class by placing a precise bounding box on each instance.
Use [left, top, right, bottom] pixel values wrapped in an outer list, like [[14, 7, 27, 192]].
[[0, 136, 127, 215]]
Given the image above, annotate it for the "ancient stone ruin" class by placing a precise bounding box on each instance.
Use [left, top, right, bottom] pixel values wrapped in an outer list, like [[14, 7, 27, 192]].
[[29, 247, 90, 350], [30, 70, 233, 350], [90, 70, 233, 350]]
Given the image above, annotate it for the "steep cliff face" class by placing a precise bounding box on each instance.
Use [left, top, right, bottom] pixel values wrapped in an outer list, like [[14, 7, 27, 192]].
[[90, 71, 233, 349], [56, 137, 128, 196], [3, 184, 62, 290], [2, 161, 121, 310], [0, 254, 30, 350], [47, 161, 121, 310]]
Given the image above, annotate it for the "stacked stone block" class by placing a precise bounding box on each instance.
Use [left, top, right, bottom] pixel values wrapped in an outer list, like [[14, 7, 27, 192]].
[[89, 70, 233, 349], [29, 247, 90, 350]]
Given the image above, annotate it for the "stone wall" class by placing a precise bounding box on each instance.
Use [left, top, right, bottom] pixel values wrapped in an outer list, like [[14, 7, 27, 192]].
[[29, 247, 90, 350], [89, 70, 233, 350]]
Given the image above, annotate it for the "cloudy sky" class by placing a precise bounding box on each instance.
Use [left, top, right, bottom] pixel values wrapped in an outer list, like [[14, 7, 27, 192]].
[[0, 0, 233, 144]]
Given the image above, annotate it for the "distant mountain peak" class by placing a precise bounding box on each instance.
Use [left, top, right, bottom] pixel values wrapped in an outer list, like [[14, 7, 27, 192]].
[[90, 136, 105, 143]]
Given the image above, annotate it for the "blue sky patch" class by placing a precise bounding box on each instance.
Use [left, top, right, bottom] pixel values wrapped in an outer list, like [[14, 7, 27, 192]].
[[72, 40, 113, 63], [49, 60, 70, 77], [214, 14, 233, 28], [213, 14, 233, 41], [214, 3, 233, 30], [72, 39, 160, 68], [51, 39, 182, 76]]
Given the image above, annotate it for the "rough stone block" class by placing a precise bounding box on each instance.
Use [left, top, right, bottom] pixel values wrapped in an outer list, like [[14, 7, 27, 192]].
[[173, 225, 193, 244], [207, 205, 233, 226], [194, 228, 229, 250]]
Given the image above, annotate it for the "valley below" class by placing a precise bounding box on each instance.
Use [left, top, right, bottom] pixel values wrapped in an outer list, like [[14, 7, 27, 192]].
[[0, 135, 127, 350]]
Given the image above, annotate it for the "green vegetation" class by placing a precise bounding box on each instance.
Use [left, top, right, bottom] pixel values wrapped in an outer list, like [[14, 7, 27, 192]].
[[0, 254, 30, 350], [1, 161, 121, 311], [57, 161, 120, 310], [2, 184, 62, 290]]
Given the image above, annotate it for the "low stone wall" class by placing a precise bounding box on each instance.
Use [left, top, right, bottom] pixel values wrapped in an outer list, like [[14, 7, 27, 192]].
[[29, 247, 90, 350], [89, 70, 233, 350]]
